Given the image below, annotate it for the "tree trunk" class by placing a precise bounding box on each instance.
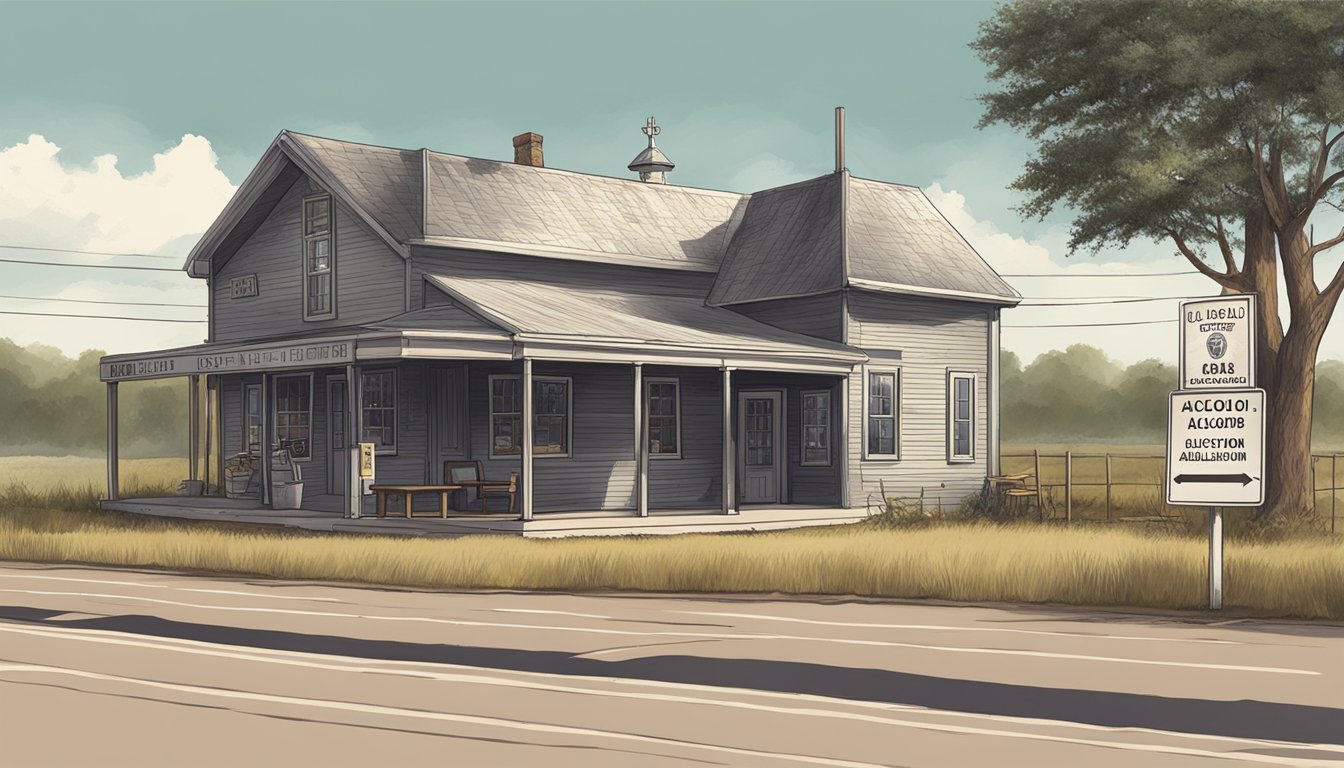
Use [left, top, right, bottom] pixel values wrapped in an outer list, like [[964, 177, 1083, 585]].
[[1262, 326, 1322, 522]]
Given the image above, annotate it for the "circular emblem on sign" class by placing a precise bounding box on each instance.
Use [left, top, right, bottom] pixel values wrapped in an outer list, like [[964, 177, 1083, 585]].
[[1207, 332, 1228, 360]]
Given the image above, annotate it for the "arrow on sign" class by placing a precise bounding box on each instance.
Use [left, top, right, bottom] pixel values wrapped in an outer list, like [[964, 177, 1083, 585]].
[[1173, 473, 1257, 486]]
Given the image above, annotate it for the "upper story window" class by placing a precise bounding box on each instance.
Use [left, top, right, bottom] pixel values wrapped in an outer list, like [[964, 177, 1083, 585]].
[[948, 371, 976, 463], [303, 195, 335, 320], [864, 369, 900, 460]]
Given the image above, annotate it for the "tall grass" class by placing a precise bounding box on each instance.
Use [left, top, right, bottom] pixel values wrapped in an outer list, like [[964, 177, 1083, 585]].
[[2, 503, 1341, 620]]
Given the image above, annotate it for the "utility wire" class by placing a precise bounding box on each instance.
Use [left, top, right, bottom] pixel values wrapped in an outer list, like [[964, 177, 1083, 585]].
[[1019, 295, 1218, 307], [1004, 318, 1178, 328], [0, 243, 178, 260], [0, 309, 204, 324], [0, 293, 205, 309], [0, 256, 182, 272], [1002, 270, 1200, 277]]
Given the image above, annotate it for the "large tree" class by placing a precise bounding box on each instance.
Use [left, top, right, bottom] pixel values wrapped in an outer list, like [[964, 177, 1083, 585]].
[[974, 0, 1344, 522]]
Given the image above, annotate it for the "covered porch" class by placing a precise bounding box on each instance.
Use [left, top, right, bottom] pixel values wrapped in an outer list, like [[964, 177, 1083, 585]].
[[98, 496, 868, 538]]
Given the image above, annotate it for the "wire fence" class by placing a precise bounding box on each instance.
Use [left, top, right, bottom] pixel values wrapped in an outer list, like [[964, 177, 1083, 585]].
[[1000, 450, 1343, 532]]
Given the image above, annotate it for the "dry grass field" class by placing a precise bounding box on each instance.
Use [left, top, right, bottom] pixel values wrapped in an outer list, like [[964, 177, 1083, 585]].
[[1, 452, 1341, 620], [0, 456, 186, 494]]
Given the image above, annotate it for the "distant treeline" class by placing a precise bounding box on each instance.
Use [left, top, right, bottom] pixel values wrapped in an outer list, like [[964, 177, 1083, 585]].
[[0, 339, 186, 458], [1003, 344, 1344, 445]]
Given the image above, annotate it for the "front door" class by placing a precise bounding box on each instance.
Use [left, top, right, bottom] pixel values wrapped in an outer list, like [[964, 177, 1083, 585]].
[[739, 391, 782, 504], [328, 377, 348, 497]]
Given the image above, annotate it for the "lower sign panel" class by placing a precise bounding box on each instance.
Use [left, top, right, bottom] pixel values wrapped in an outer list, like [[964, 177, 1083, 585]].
[[1166, 389, 1266, 506]]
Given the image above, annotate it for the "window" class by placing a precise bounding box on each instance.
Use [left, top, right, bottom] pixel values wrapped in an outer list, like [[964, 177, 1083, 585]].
[[646, 378, 680, 458], [303, 195, 334, 319], [243, 382, 262, 454], [801, 389, 831, 466], [273, 374, 312, 460], [948, 372, 976, 462], [533, 377, 571, 457], [490, 375, 572, 458], [865, 370, 899, 459], [361, 369, 397, 453]]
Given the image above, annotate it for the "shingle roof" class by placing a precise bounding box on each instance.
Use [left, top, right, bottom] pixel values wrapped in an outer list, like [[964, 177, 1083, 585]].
[[425, 274, 865, 361], [194, 131, 1017, 305], [424, 152, 742, 272], [846, 178, 1019, 300], [706, 175, 844, 306]]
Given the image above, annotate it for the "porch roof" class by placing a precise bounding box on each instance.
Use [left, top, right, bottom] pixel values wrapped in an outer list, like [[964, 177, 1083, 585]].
[[423, 273, 868, 370]]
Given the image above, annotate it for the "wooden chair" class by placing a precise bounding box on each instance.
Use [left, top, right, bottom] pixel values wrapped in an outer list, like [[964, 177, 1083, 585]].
[[443, 460, 518, 514]]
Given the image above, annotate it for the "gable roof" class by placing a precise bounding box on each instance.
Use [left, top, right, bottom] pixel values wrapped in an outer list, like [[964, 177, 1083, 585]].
[[708, 173, 1020, 306], [185, 131, 1018, 306]]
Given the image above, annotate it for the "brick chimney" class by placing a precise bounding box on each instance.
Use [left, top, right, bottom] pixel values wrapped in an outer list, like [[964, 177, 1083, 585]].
[[512, 132, 544, 167]]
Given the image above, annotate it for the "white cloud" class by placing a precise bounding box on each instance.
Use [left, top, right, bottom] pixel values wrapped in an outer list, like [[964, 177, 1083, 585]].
[[0, 134, 229, 356], [0, 133, 236, 255]]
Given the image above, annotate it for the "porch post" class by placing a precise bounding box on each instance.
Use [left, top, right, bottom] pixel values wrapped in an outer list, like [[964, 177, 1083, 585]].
[[721, 366, 736, 515], [188, 374, 201, 482], [634, 363, 648, 516], [259, 372, 272, 507], [520, 357, 534, 521], [839, 372, 851, 509], [203, 376, 213, 492], [988, 307, 1002, 477], [346, 364, 362, 519], [106, 382, 119, 501]]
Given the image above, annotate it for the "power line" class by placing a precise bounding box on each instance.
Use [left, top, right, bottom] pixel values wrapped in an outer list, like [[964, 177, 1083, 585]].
[[1003, 270, 1201, 277], [0, 293, 205, 309], [1019, 295, 1218, 307], [0, 243, 179, 260], [1005, 318, 1178, 328], [0, 309, 204, 324], [0, 256, 182, 273]]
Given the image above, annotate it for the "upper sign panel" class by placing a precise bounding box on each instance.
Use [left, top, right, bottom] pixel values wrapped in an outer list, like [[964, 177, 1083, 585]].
[[1180, 295, 1256, 390]]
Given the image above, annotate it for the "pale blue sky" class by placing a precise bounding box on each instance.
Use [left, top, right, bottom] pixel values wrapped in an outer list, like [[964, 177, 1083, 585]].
[[2, 1, 1318, 364]]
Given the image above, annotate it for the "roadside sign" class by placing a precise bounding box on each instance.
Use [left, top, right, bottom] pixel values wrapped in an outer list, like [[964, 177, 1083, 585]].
[[359, 442, 376, 479], [1180, 295, 1256, 390], [1166, 389, 1266, 506]]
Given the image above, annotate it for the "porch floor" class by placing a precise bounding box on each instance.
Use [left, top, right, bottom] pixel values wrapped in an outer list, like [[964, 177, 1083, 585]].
[[98, 496, 868, 538]]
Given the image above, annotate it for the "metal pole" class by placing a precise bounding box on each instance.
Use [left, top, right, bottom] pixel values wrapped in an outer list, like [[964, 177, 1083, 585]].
[[346, 364, 361, 519], [259, 373, 272, 507], [520, 357, 534, 521], [1333, 454, 1338, 535], [1209, 506, 1223, 610], [1065, 450, 1073, 523], [106, 382, 119, 501], [1105, 453, 1113, 522]]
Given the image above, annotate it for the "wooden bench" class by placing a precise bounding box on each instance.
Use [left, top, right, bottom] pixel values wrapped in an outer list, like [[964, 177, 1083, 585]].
[[368, 484, 463, 519]]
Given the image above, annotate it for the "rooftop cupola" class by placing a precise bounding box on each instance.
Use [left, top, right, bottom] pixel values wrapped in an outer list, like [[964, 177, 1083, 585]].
[[627, 116, 675, 184]]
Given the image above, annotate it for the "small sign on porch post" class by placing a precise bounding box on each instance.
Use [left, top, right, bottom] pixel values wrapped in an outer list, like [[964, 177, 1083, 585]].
[[359, 442, 376, 495]]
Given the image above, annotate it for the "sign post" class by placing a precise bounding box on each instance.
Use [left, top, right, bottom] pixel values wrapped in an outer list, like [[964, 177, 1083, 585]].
[[1168, 294, 1262, 611]]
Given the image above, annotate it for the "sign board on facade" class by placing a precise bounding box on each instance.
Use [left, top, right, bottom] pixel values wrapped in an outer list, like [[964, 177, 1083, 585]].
[[1180, 295, 1256, 390], [229, 274, 259, 299], [100, 338, 356, 381], [358, 443, 376, 479], [1166, 389, 1266, 506]]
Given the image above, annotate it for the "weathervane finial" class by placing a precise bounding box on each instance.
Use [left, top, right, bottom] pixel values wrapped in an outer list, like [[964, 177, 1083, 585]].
[[642, 116, 661, 147]]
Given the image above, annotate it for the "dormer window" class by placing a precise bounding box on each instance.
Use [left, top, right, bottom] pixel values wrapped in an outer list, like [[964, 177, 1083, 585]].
[[303, 194, 335, 319]]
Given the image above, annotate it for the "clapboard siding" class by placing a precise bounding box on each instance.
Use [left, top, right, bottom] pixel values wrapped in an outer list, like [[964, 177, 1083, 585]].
[[469, 362, 638, 513], [846, 290, 991, 505], [729, 293, 845, 342], [212, 176, 405, 342], [220, 374, 243, 460], [408, 246, 715, 309]]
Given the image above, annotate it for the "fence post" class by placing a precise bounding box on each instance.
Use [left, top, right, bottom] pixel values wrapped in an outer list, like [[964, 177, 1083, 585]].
[[1105, 453, 1113, 522], [1333, 454, 1338, 535], [1033, 449, 1043, 521], [1312, 458, 1318, 516], [1065, 450, 1073, 524]]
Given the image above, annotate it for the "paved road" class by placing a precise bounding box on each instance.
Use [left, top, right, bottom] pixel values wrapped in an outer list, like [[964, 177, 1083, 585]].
[[0, 563, 1340, 767]]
